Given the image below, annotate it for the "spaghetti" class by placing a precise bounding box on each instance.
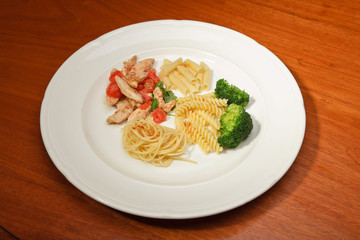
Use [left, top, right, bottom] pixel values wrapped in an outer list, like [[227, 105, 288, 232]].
[[122, 118, 195, 167]]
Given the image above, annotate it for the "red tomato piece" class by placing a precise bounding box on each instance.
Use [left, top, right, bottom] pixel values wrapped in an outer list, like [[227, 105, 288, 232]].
[[106, 82, 122, 98], [139, 101, 151, 110], [143, 78, 155, 92], [136, 83, 144, 91], [109, 70, 123, 82], [152, 108, 167, 124], [147, 68, 161, 83], [139, 88, 152, 102]]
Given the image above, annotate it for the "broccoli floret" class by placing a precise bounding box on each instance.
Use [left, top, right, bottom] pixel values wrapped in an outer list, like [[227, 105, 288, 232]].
[[215, 79, 249, 107], [218, 103, 253, 148]]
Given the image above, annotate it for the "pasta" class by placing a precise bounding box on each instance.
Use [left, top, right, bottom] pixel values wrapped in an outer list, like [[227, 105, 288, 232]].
[[160, 57, 183, 75], [160, 75, 173, 89], [177, 92, 215, 103], [187, 111, 207, 127], [176, 65, 198, 84], [159, 58, 211, 95], [195, 109, 221, 131], [168, 71, 191, 95], [184, 121, 211, 154], [184, 59, 202, 72], [174, 100, 226, 116], [200, 62, 211, 91], [191, 121, 221, 153], [122, 118, 195, 167], [175, 93, 227, 154], [173, 70, 199, 93]]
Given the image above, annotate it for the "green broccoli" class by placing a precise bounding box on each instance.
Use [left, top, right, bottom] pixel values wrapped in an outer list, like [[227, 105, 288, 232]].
[[215, 79, 249, 107], [218, 103, 253, 148]]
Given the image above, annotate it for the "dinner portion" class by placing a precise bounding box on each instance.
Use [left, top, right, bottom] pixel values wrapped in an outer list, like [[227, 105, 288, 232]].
[[104, 55, 253, 167]]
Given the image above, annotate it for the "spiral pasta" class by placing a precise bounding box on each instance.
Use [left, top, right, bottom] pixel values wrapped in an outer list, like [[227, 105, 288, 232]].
[[183, 121, 211, 154], [194, 109, 221, 131], [175, 92, 227, 154], [177, 92, 216, 104], [174, 100, 226, 116], [189, 121, 222, 153]]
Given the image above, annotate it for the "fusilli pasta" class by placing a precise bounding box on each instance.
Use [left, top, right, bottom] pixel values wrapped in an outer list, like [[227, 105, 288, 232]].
[[175, 92, 227, 154]]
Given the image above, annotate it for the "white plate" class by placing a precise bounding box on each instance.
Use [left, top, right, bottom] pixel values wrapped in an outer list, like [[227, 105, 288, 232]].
[[40, 20, 305, 219]]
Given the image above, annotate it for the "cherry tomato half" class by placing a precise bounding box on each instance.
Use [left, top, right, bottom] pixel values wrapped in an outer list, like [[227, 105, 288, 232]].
[[143, 78, 155, 92], [152, 108, 167, 124], [106, 81, 122, 98], [109, 70, 123, 82], [136, 83, 144, 91], [139, 101, 151, 110], [139, 88, 152, 102], [147, 68, 161, 83]]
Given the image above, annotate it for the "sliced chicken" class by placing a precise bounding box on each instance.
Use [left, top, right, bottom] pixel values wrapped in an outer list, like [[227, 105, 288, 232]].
[[131, 58, 155, 81], [162, 100, 176, 113], [153, 87, 165, 108], [152, 87, 175, 112], [106, 95, 119, 106], [116, 98, 140, 110], [126, 58, 155, 88], [110, 68, 118, 75], [115, 76, 143, 103], [127, 105, 151, 122], [122, 55, 137, 77], [106, 98, 137, 124], [126, 80, 138, 89]]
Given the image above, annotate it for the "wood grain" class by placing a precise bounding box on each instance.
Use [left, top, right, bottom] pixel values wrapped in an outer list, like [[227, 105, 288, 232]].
[[1, 0, 359, 239]]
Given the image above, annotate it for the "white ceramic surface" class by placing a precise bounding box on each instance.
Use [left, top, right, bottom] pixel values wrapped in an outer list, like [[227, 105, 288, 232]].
[[40, 20, 305, 219]]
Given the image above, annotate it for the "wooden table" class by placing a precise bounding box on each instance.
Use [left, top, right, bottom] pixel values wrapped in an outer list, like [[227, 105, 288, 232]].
[[1, 0, 359, 239]]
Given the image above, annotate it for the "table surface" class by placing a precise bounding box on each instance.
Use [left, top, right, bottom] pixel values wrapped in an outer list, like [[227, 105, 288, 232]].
[[1, 0, 359, 239]]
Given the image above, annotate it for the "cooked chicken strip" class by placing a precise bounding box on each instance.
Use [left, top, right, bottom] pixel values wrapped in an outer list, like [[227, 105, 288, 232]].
[[106, 98, 137, 124], [106, 95, 119, 106], [153, 87, 165, 108], [116, 97, 140, 110], [124, 55, 137, 70], [126, 80, 138, 88], [131, 58, 155, 81], [162, 100, 176, 113], [115, 76, 143, 103], [122, 55, 137, 77], [126, 58, 155, 88], [110, 68, 118, 75], [127, 105, 151, 122], [153, 87, 175, 112]]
